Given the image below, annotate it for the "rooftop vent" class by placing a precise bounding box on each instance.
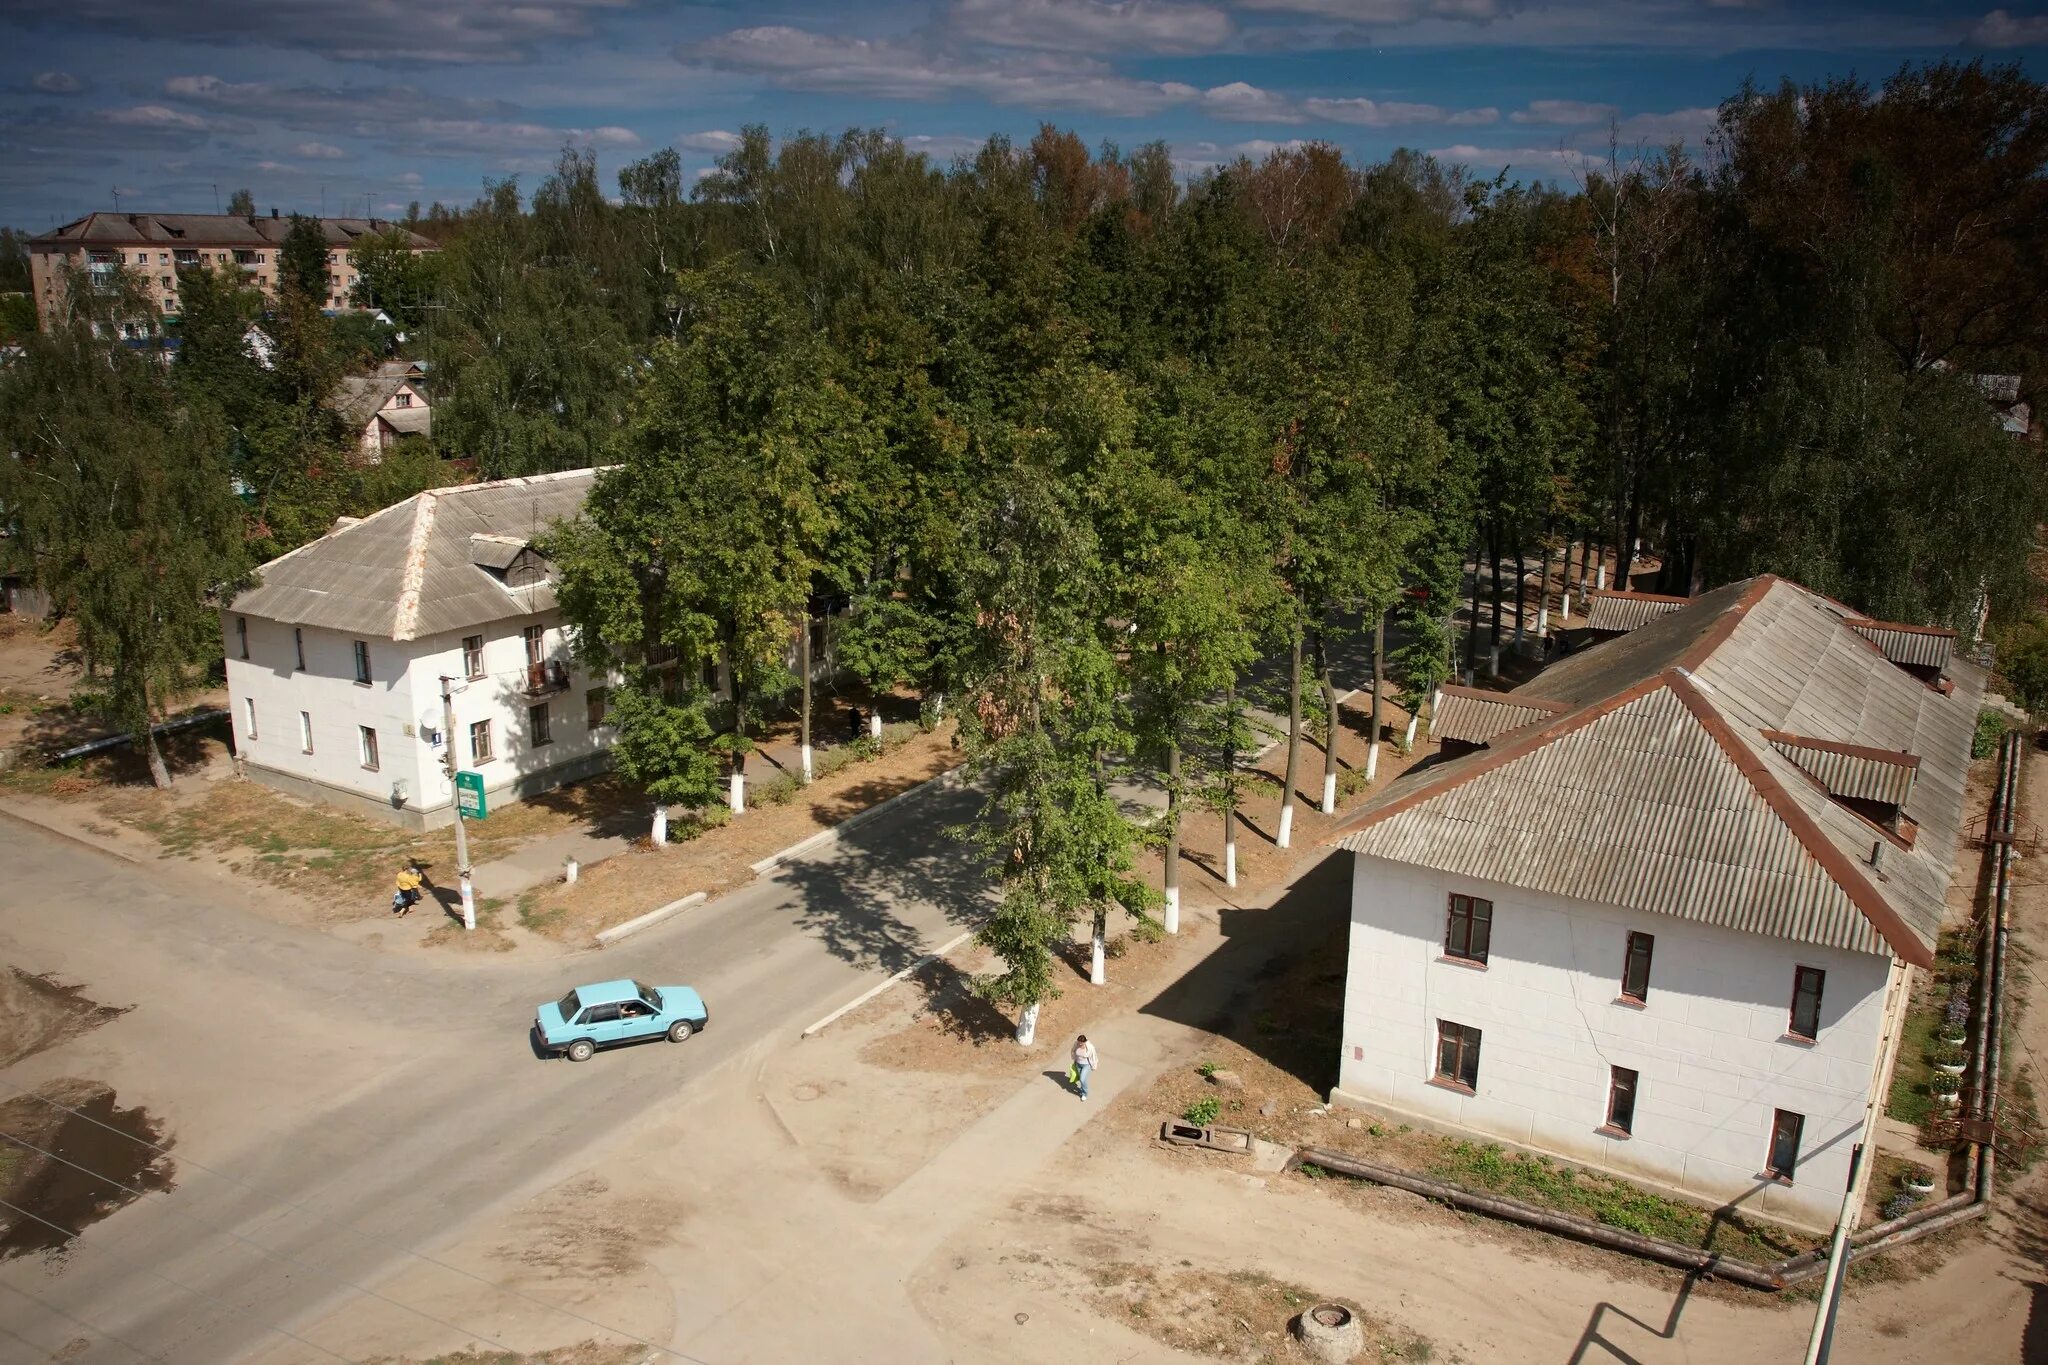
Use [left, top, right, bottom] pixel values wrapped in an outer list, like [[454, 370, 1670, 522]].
[[1844, 617, 1955, 685]]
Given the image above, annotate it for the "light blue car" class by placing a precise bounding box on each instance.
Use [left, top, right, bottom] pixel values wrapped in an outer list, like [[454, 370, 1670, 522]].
[[535, 978, 709, 1062]]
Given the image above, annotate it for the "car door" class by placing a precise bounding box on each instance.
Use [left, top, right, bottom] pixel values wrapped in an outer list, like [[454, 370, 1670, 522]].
[[578, 1003, 625, 1045], [615, 999, 661, 1042]]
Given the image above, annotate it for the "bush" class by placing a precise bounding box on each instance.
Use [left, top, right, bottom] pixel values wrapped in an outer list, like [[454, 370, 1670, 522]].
[[1972, 710, 2008, 760], [1931, 1042, 1967, 1068], [1929, 1070, 1961, 1096], [752, 772, 802, 807], [1196, 1060, 1217, 1077], [1182, 1096, 1221, 1127]]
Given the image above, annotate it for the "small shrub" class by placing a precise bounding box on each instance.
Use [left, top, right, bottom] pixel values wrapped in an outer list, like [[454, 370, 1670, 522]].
[[1297, 1161, 1327, 1180], [1881, 1193, 1919, 1220], [1930, 1043, 1967, 1069], [1929, 1071, 1960, 1097], [1972, 710, 2008, 760], [752, 772, 801, 807], [1196, 1060, 1218, 1078], [1182, 1096, 1221, 1127]]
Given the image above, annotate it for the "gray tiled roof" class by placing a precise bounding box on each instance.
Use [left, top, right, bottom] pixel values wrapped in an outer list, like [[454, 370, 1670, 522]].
[[31, 212, 436, 251], [1335, 577, 1982, 966], [1584, 589, 1690, 634], [228, 469, 595, 641], [1429, 686, 1568, 747]]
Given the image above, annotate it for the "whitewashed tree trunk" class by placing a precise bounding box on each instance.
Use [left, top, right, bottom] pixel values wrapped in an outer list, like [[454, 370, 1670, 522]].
[[801, 742, 814, 783], [1015, 1002, 1040, 1046], [1366, 742, 1380, 782], [1276, 804, 1294, 850], [1321, 771, 1337, 815], [869, 712, 883, 739], [1090, 913, 1106, 986], [1224, 840, 1237, 888], [728, 772, 744, 814], [651, 804, 668, 846]]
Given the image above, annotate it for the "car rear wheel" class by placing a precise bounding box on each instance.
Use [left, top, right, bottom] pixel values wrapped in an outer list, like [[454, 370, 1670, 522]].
[[566, 1038, 595, 1062], [667, 1019, 695, 1043]]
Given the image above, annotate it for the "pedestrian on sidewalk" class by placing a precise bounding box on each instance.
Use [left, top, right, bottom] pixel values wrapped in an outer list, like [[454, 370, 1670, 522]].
[[1071, 1034, 1097, 1101], [392, 865, 422, 916]]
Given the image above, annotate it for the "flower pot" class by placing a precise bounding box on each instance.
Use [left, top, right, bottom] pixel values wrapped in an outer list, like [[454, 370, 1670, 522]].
[[1935, 1060, 1967, 1077], [1934, 1090, 1960, 1106], [1903, 1176, 1937, 1196]]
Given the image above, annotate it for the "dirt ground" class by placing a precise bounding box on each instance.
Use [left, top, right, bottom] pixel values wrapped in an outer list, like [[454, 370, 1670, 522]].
[[0, 616, 225, 761], [0, 1077, 174, 1264], [0, 968, 125, 1070]]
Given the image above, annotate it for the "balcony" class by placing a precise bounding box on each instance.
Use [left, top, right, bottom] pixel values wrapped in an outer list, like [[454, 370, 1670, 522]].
[[522, 659, 569, 696]]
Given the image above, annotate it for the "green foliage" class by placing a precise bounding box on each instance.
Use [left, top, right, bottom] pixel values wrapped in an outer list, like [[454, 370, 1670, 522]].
[[1996, 616, 2048, 714], [1181, 1096, 1222, 1127], [603, 683, 722, 810], [279, 214, 330, 302], [1973, 710, 2009, 760], [226, 188, 254, 217], [0, 293, 35, 343]]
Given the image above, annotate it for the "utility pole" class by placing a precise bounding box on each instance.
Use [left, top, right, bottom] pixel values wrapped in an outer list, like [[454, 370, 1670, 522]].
[[1800, 1142, 1863, 1365], [799, 608, 813, 783], [439, 674, 476, 931]]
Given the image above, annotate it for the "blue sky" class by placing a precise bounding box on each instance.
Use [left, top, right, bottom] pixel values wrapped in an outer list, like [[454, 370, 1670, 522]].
[[2, 1, 2043, 230]]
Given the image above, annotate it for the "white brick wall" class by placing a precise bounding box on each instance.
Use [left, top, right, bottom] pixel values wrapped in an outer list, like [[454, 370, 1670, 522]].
[[1333, 852, 1893, 1229]]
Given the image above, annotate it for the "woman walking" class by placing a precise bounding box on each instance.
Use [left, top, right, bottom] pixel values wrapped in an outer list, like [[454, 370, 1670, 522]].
[[1071, 1034, 1098, 1101]]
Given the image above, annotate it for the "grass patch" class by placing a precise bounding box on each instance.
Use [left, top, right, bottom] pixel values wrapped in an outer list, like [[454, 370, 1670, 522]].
[[1085, 1262, 1436, 1363], [1887, 994, 1943, 1127], [1419, 1139, 1809, 1263]]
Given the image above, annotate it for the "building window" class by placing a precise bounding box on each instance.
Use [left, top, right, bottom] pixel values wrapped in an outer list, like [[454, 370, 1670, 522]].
[[299, 711, 314, 754], [353, 640, 371, 686], [1434, 1020, 1481, 1091], [463, 635, 485, 680], [359, 726, 379, 771], [243, 697, 257, 740], [294, 627, 305, 671], [529, 702, 552, 746], [395, 391, 412, 408], [523, 623, 546, 668], [1789, 966, 1825, 1041], [160, 275, 171, 289], [586, 687, 609, 728], [1766, 1109, 1805, 1182], [469, 719, 493, 765], [1443, 893, 1492, 966], [236, 616, 249, 660], [1621, 931, 1654, 1003], [1604, 1066, 1638, 1136]]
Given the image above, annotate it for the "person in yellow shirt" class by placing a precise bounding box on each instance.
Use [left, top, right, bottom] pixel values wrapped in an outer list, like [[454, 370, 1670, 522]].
[[392, 866, 423, 916]]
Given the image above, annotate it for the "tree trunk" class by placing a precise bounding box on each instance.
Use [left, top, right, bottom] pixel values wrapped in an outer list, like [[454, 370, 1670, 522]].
[[1487, 529, 1503, 649], [1316, 621, 1339, 814], [1090, 907, 1107, 985], [1367, 609, 1385, 783], [1513, 544, 1528, 647], [1465, 540, 1483, 683], [799, 607, 813, 783], [1620, 497, 1642, 593], [1164, 737, 1182, 933], [144, 727, 171, 789], [1221, 685, 1239, 887], [651, 803, 668, 845], [1016, 1000, 1040, 1046], [1278, 623, 1304, 849]]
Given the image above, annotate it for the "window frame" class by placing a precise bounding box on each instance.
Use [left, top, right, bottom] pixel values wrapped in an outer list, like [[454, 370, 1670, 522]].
[[243, 696, 257, 741], [235, 615, 249, 660], [1443, 893, 1493, 966], [1604, 1066, 1639, 1137], [1433, 1019, 1482, 1092], [1789, 966, 1825, 1042], [1621, 931, 1655, 1004], [523, 623, 546, 668], [462, 634, 485, 681], [359, 725, 379, 772], [1766, 1108, 1805, 1182], [299, 710, 314, 755], [294, 626, 305, 672], [529, 701, 552, 747], [585, 687, 609, 728], [352, 639, 371, 687], [469, 718, 493, 765]]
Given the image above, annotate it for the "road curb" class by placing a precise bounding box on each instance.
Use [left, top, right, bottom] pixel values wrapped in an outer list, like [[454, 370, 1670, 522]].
[[746, 763, 970, 877], [594, 890, 706, 947], [0, 797, 142, 865]]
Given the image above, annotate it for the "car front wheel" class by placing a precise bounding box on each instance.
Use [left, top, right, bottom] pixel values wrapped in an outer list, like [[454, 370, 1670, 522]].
[[566, 1039, 595, 1062], [667, 1020, 695, 1043]]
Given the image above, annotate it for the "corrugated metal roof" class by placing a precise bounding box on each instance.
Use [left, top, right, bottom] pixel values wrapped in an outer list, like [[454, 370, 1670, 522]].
[[1335, 576, 1982, 965], [378, 405, 432, 437], [1765, 732, 1918, 807], [228, 469, 595, 641], [1585, 590, 1691, 635], [1430, 685, 1568, 746], [1846, 618, 1955, 672]]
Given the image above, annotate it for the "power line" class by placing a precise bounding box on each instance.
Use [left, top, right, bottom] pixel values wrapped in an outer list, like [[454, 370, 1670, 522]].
[[0, 1195, 352, 1364], [0, 1082, 708, 1363]]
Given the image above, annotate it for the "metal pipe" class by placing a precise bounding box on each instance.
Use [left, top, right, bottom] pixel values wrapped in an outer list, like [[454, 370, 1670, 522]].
[[44, 708, 228, 763]]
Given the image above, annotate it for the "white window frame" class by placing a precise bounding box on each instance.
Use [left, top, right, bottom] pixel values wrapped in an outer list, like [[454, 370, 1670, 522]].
[[299, 711, 314, 754], [359, 726, 379, 771], [243, 697, 257, 740]]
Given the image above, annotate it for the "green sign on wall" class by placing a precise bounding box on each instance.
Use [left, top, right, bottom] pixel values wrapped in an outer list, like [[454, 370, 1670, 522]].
[[455, 769, 488, 819]]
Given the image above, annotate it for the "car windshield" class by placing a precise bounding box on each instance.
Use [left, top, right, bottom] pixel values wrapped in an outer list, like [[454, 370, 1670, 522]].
[[555, 989, 581, 1019], [634, 981, 661, 1008]]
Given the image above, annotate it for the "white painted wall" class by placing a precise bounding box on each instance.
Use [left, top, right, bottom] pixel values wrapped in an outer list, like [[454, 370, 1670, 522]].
[[1333, 852, 1893, 1229], [221, 607, 613, 821]]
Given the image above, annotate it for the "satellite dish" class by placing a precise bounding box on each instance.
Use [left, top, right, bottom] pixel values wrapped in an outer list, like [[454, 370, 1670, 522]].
[[419, 708, 441, 734]]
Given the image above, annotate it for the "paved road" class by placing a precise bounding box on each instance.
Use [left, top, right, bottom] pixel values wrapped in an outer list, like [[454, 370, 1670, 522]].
[[0, 784, 993, 1365]]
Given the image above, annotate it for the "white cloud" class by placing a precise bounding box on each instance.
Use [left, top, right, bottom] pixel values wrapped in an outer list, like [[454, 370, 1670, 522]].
[[1428, 142, 1598, 174], [688, 25, 1201, 116], [32, 71, 85, 95], [1201, 81, 1301, 122], [676, 129, 742, 153], [255, 159, 292, 172], [582, 126, 641, 147], [1305, 95, 1497, 126], [1234, 0, 1516, 20], [107, 104, 207, 130], [1973, 9, 2048, 46], [1510, 98, 1617, 125], [396, 171, 425, 186], [293, 141, 348, 159], [1613, 106, 1718, 144], [945, 0, 1236, 54]]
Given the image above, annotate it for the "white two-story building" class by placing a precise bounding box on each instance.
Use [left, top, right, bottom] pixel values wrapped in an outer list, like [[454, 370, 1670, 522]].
[[221, 469, 612, 829], [1329, 575, 1980, 1229]]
